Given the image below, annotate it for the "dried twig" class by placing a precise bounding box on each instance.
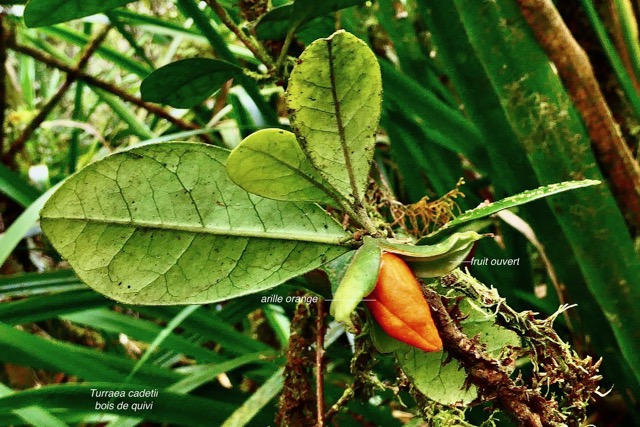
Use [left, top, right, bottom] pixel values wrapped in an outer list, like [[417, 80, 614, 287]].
[[515, 0, 640, 229]]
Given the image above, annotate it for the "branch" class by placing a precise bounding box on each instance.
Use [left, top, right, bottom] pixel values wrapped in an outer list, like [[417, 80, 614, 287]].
[[515, 0, 640, 229], [203, 0, 275, 71], [0, 14, 7, 153], [439, 270, 602, 426], [315, 298, 326, 427], [421, 286, 566, 427], [3, 26, 112, 163], [7, 42, 210, 142], [276, 297, 316, 426], [324, 385, 354, 423]]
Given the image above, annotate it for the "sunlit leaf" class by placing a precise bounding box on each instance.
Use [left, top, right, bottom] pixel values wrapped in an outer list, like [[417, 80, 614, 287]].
[[286, 30, 382, 204], [226, 129, 340, 204]]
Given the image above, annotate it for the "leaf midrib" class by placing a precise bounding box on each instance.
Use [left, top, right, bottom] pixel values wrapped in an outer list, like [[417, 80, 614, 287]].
[[42, 216, 349, 245], [327, 37, 362, 203]]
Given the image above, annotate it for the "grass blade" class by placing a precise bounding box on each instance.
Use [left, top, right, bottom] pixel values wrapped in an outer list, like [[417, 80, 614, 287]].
[[0, 185, 57, 266], [0, 163, 41, 207], [221, 367, 284, 427]]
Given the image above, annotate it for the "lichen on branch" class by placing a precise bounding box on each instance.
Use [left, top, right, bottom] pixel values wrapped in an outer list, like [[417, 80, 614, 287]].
[[418, 270, 602, 427]]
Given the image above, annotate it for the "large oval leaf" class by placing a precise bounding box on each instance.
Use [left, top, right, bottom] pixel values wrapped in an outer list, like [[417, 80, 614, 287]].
[[40, 143, 351, 305], [141, 58, 242, 108], [286, 30, 382, 204], [226, 129, 340, 204]]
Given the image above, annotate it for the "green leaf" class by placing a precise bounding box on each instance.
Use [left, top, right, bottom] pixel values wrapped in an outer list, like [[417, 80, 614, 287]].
[[375, 231, 485, 278], [329, 238, 381, 329], [226, 129, 340, 204], [397, 347, 478, 406], [141, 58, 242, 108], [0, 383, 68, 427], [0, 322, 180, 385], [118, 305, 199, 397], [396, 290, 520, 406], [286, 30, 382, 204], [255, 0, 366, 40], [454, 294, 521, 358], [220, 368, 284, 427], [0, 185, 57, 267], [323, 250, 357, 294], [291, 0, 366, 27], [171, 352, 272, 393], [24, 0, 134, 27], [40, 143, 351, 305], [0, 289, 108, 325], [368, 310, 402, 354], [0, 383, 236, 426], [426, 180, 601, 240], [0, 163, 41, 208], [255, 4, 296, 40], [63, 308, 224, 363], [139, 306, 270, 354], [0, 270, 85, 299]]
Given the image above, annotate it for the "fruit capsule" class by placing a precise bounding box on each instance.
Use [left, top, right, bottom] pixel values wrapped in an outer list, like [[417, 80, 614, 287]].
[[365, 252, 443, 352]]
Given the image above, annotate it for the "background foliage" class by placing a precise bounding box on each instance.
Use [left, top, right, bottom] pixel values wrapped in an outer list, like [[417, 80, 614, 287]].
[[0, 0, 639, 425]]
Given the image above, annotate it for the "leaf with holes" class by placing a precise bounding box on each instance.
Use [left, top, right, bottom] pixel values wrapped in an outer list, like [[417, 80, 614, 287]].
[[286, 30, 382, 205], [40, 143, 351, 305]]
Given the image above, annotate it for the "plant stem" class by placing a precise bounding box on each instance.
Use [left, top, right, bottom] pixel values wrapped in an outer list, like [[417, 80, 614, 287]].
[[275, 27, 298, 71], [315, 298, 326, 427], [421, 286, 563, 427], [324, 385, 354, 422], [515, 0, 640, 229], [3, 25, 112, 163], [0, 14, 7, 153], [204, 0, 275, 71], [7, 42, 209, 141]]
